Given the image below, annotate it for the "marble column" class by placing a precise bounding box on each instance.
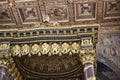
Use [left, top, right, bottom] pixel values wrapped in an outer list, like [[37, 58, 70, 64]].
[[0, 66, 7, 80], [83, 63, 95, 80]]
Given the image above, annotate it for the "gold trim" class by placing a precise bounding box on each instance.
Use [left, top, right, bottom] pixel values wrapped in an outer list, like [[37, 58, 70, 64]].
[[84, 65, 93, 72], [87, 76, 96, 80]]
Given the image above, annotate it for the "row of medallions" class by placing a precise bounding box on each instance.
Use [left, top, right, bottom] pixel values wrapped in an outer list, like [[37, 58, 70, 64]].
[[11, 42, 81, 57]]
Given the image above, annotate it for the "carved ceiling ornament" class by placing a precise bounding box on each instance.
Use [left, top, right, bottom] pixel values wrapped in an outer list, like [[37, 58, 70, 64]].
[[42, 15, 50, 22]]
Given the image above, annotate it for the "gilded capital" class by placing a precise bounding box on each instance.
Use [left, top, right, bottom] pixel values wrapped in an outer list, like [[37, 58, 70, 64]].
[[79, 49, 96, 64]]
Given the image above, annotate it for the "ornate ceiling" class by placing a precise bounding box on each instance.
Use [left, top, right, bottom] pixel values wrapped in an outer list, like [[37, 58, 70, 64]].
[[0, 0, 120, 80], [0, 0, 120, 28]]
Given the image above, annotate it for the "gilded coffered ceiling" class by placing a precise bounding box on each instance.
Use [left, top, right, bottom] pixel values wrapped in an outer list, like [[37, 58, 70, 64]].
[[0, 0, 120, 28]]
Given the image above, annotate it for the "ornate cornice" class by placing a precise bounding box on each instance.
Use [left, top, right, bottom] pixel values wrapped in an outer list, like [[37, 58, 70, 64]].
[[0, 24, 99, 45], [0, 24, 99, 37]]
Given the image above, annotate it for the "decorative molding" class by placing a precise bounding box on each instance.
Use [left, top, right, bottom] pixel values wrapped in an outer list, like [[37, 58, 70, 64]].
[[11, 42, 80, 57], [0, 24, 99, 39]]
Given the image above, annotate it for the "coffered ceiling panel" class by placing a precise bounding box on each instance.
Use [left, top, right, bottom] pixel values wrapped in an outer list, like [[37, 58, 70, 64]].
[[40, 0, 69, 22], [103, 1, 120, 19], [74, 2, 97, 21], [42, 5, 69, 22], [18, 7, 39, 23], [0, 8, 15, 24]]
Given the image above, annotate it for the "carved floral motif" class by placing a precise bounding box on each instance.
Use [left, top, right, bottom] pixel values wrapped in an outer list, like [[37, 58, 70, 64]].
[[11, 42, 80, 57]]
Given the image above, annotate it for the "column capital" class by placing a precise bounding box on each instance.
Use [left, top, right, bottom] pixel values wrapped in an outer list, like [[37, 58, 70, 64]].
[[79, 49, 96, 64]]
